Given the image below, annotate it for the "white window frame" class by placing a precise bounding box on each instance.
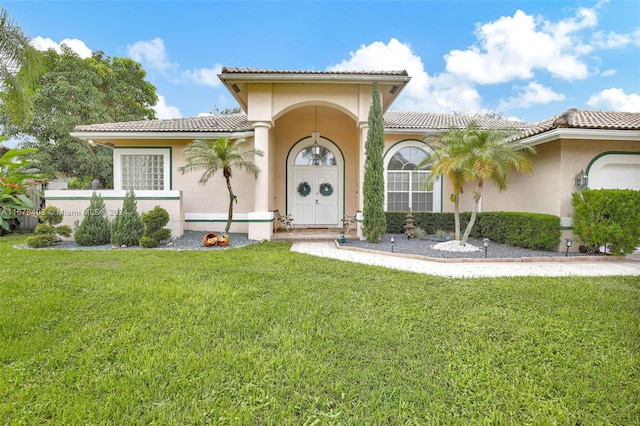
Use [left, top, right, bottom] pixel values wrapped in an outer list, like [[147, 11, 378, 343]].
[[383, 141, 442, 212], [113, 148, 171, 191]]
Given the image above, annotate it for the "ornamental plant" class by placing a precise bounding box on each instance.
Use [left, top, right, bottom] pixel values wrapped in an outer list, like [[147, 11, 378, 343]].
[[25, 206, 72, 248], [362, 82, 386, 242], [572, 189, 640, 255], [110, 190, 144, 246], [74, 192, 110, 246], [0, 144, 44, 234], [140, 205, 171, 248]]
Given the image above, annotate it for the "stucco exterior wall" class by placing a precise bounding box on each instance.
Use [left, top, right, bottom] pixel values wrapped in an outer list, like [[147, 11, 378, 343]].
[[44, 190, 184, 238]]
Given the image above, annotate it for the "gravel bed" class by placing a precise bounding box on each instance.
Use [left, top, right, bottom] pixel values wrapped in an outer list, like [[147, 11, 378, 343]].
[[21, 231, 259, 251], [339, 233, 587, 259]]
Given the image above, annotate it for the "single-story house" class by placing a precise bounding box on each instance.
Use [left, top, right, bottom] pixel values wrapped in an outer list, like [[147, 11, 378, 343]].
[[46, 68, 640, 250]]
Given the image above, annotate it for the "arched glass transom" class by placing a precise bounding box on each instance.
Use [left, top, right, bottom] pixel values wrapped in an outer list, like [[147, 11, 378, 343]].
[[386, 146, 433, 212], [294, 145, 336, 166]]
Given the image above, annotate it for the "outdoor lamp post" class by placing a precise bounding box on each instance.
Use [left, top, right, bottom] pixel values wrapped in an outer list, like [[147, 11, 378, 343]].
[[391, 236, 394, 253], [565, 238, 573, 256], [482, 238, 490, 258]]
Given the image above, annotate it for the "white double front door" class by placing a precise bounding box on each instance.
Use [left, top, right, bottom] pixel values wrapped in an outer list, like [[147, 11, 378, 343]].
[[292, 165, 339, 226]]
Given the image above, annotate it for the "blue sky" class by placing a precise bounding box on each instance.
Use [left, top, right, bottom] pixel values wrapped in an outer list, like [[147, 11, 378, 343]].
[[3, 0, 640, 124]]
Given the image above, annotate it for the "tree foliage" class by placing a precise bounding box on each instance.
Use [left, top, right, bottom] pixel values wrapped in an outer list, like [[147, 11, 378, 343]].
[[0, 46, 158, 187], [179, 137, 263, 235], [74, 192, 110, 246], [110, 190, 144, 246], [419, 124, 535, 244], [0, 7, 43, 126], [362, 82, 386, 242]]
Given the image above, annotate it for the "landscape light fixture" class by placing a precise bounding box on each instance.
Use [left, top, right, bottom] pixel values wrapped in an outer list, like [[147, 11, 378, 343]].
[[565, 238, 573, 256], [391, 236, 395, 253], [482, 238, 490, 258], [339, 231, 345, 244]]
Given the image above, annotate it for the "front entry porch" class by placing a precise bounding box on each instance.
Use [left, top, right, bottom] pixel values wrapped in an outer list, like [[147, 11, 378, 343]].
[[271, 227, 359, 242]]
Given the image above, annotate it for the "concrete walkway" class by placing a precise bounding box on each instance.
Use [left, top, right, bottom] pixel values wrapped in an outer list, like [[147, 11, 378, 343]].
[[291, 241, 640, 278]]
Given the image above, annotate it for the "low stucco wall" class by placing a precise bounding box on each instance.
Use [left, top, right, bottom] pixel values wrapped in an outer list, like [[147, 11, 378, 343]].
[[44, 190, 184, 238]]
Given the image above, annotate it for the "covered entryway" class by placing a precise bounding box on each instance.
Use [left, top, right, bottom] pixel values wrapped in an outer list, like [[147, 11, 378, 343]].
[[288, 135, 343, 227]]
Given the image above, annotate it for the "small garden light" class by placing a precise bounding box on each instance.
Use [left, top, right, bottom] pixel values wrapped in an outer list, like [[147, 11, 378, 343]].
[[391, 236, 394, 253], [565, 238, 573, 256], [482, 238, 490, 258], [338, 231, 345, 244]]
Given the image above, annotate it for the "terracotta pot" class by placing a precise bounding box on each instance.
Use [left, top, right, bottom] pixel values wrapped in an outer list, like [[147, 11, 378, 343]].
[[203, 232, 218, 247], [217, 235, 229, 246]]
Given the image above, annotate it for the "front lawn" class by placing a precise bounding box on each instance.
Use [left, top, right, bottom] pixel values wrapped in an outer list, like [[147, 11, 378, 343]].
[[1, 234, 638, 424]]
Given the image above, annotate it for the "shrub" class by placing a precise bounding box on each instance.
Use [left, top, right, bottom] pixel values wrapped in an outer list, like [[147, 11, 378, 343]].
[[25, 206, 73, 248], [140, 206, 171, 248], [74, 192, 110, 246], [110, 190, 144, 246], [572, 189, 640, 256]]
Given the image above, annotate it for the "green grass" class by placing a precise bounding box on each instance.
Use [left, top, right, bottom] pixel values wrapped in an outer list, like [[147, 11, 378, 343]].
[[1, 233, 639, 424]]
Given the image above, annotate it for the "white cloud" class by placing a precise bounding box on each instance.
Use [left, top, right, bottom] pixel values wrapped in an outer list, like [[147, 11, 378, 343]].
[[445, 7, 597, 84], [600, 69, 616, 77], [498, 82, 565, 110], [587, 88, 640, 112], [592, 30, 633, 48], [153, 95, 182, 119], [31, 36, 92, 58], [127, 38, 176, 73], [327, 38, 483, 114], [182, 63, 223, 87]]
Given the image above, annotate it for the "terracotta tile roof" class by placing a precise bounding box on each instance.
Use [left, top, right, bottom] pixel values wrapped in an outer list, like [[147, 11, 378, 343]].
[[73, 113, 252, 133], [384, 111, 533, 130], [72, 109, 640, 138], [520, 108, 640, 138], [220, 67, 409, 77]]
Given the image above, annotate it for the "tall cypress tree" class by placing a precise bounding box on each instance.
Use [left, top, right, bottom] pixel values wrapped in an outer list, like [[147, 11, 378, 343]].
[[362, 82, 387, 242]]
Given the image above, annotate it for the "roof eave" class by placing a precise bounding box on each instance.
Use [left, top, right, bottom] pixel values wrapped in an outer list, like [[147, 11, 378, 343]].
[[70, 130, 255, 142], [520, 128, 640, 146]]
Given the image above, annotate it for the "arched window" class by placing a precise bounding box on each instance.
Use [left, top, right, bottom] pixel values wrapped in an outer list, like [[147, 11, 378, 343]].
[[386, 145, 433, 212], [294, 145, 336, 166]]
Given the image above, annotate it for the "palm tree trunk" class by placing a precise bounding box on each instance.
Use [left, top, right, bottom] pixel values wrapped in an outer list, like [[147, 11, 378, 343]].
[[461, 183, 482, 244], [225, 176, 234, 235], [453, 194, 461, 240]]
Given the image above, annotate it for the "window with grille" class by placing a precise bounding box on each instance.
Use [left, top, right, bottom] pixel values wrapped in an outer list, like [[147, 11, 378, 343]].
[[386, 146, 432, 212]]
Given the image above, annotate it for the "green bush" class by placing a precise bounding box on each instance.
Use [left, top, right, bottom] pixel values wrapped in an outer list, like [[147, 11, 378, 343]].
[[140, 206, 171, 248], [385, 211, 560, 251], [74, 193, 110, 246], [25, 206, 73, 248], [110, 190, 144, 246], [67, 176, 93, 190], [572, 189, 640, 256]]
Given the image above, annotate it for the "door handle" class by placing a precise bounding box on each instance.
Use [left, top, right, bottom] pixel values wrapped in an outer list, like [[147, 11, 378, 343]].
[[315, 199, 319, 204]]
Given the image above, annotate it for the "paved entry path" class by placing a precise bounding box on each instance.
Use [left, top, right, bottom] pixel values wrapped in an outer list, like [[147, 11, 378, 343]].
[[291, 241, 640, 278]]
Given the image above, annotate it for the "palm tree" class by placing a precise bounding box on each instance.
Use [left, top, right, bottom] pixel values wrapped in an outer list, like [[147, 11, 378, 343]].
[[179, 137, 263, 236], [0, 8, 43, 126], [457, 126, 535, 244], [419, 128, 469, 240], [419, 125, 535, 244]]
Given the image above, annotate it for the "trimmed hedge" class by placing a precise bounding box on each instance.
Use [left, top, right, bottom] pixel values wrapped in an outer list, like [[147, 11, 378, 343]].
[[572, 189, 640, 256], [385, 211, 561, 251]]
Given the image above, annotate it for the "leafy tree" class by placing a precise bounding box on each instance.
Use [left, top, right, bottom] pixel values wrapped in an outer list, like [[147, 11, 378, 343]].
[[74, 192, 110, 246], [362, 82, 386, 242], [110, 190, 144, 246], [0, 47, 158, 187], [0, 7, 43, 126], [179, 137, 262, 236], [0, 142, 44, 233]]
